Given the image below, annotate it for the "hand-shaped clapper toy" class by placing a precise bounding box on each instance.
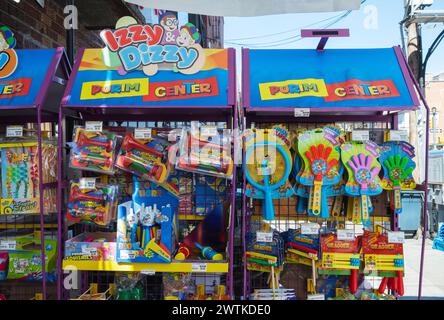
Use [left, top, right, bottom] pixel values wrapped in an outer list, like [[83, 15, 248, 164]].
[[304, 144, 338, 216], [245, 142, 291, 220], [347, 154, 380, 227], [383, 155, 414, 214]]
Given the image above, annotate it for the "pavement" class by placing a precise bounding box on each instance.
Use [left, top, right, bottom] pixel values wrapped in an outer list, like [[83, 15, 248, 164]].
[[403, 237, 444, 299]]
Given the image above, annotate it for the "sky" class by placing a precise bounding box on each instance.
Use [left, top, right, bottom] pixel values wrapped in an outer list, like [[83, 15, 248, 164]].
[[223, 0, 444, 76]]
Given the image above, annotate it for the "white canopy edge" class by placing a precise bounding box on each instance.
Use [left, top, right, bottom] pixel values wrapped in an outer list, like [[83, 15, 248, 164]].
[[124, 0, 361, 17]]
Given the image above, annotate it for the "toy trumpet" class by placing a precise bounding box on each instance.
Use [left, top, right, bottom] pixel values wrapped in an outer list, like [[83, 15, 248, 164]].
[[174, 245, 190, 260], [74, 152, 112, 168], [77, 132, 113, 152], [69, 187, 105, 202], [121, 134, 163, 158], [188, 133, 227, 152], [121, 155, 164, 181]]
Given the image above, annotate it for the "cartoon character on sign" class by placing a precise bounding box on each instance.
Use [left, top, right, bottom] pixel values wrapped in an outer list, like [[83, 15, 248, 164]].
[[160, 11, 179, 45], [174, 23, 205, 75], [0, 26, 18, 79]]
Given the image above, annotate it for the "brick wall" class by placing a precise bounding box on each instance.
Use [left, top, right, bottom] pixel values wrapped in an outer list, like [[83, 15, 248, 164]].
[[0, 0, 105, 49]]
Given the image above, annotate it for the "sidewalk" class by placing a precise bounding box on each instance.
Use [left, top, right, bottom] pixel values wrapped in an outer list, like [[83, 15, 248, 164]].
[[403, 237, 444, 299]]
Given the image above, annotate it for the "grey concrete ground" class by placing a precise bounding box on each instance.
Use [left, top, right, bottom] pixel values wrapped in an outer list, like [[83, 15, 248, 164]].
[[403, 237, 444, 299]]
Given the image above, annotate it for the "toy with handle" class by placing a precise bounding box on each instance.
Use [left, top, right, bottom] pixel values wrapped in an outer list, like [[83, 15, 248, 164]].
[[77, 132, 114, 152], [305, 144, 338, 216], [121, 155, 165, 182], [383, 155, 414, 214], [245, 142, 291, 220], [121, 134, 163, 158], [347, 154, 380, 227], [195, 242, 223, 261]]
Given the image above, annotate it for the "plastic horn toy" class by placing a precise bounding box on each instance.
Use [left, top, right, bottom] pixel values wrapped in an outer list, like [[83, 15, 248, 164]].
[[245, 142, 291, 220], [195, 242, 223, 261], [383, 155, 414, 214], [77, 131, 113, 152], [74, 152, 112, 168], [305, 144, 338, 216], [174, 245, 191, 260], [121, 155, 165, 181], [69, 187, 106, 203], [121, 134, 163, 158], [347, 154, 380, 227]]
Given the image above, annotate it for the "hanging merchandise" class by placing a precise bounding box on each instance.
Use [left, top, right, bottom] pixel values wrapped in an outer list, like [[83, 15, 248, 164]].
[[319, 233, 361, 294], [64, 232, 117, 262], [176, 122, 233, 179], [69, 127, 120, 174], [116, 130, 170, 184], [362, 230, 404, 297], [341, 141, 382, 227], [245, 126, 293, 220], [114, 272, 145, 300], [0, 141, 57, 215], [297, 127, 343, 218], [379, 141, 416, 214], [67, 180, 118, 227]]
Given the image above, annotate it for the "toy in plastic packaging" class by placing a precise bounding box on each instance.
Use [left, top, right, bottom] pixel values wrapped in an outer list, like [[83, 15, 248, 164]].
[[0, 141, 57, 214], [379, 141, 416, 214], [67, 180, 118, 226], [176, 122, 233, 179], [341, 141, 382, 227], [115, 272, 145, 300], [116, 130, 170, 184], [244, 126, 294, 220], [69, 127, 119, 174], [163, 273, 193, 300]]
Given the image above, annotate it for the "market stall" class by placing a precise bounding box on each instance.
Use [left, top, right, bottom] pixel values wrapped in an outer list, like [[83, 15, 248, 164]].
[[58, 16, 237, 300], [0, 46, 70, 300], [241, 29, 430, 300]]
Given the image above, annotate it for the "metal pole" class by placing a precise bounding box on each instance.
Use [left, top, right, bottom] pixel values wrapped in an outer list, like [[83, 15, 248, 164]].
[[56, 106, 64, 300]]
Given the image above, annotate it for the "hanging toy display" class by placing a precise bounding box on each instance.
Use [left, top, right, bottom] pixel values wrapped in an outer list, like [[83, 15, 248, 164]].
[[176, 122, 233, 179], [341, 141, 382, 227], [69, 127, 119, 174], [116, 131, 169, 184], [379, 141, 416, 214], [297, 127, 343, 218], [244, 127, 293, 220]]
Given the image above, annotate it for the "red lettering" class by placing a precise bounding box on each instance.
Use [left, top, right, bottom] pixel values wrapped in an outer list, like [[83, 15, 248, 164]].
[[144, 25, 164, 45], [91, 85, 102, 95], [114, 28, 132, 48], [128, 25, 147, 43], [269, 86, 279, 95], [100, 29, 119, 52]]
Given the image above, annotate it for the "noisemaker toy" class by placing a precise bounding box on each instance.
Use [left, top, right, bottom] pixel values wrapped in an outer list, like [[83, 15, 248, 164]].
[[116, 131, 169, 184], [341, 141, 382, 227], [319, 233, 361, 294], [245, 127, 293, 220], [69, 127, 119, 174], [176, 122, 233, 179], [67, 180, 118, 226], [297, 127, 343, 218], [362, 230, 404, 297], [379, 141, 416, 214]]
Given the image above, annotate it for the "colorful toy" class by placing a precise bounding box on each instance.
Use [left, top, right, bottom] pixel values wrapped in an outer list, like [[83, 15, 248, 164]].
[[432, 223, 444, 252], [64, 232, 116, 262], [194, 242, 223, 261], [319, 233, 361, 294], [69, 127, 119, 174], [176, 123, 233, 179], [341, 141, 382, 227], [67, 180, 118, 226], [362, 230, 404, 296], [245, 127, 293, 220], [116, 132, 169, 184], [297, 127, 343, 218], [246, 227, 284, 274], [379, 141, 416, 214], [0, 142, 57, 214]]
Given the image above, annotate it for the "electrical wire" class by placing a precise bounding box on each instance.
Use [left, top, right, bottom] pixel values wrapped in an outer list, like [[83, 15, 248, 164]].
[[422, 28, 444, 78]]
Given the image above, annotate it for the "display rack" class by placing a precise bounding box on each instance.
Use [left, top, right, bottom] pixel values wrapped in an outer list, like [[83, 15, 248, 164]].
[[58, 46, 237, 300], [0, 48, 70, 300], [240, 29, 430, 300]]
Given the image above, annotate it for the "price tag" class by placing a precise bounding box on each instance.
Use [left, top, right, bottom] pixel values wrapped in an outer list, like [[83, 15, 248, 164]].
[[119, 250, 136, 260], [301, 223, 320, 235], [141, 270, 156, 276], [294, 108, 310, 117], [191, 263, 208, 272], [337, 229, 355, 241], [79, 178, 96, 190], [168, 130, 179, 142], [85, 121, 103, 132], [352, 130, 370, 141], [0, 240, 16, 250], [200, 126, 218, 137], [81, 247, 98, 256], [388, 231, 405, 244], [307, 293, 325, 300], [389, 130, 408, 141], [6, 126, 23, 137], [134, 128, 152, 140], [256, 232, 273, 243]]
